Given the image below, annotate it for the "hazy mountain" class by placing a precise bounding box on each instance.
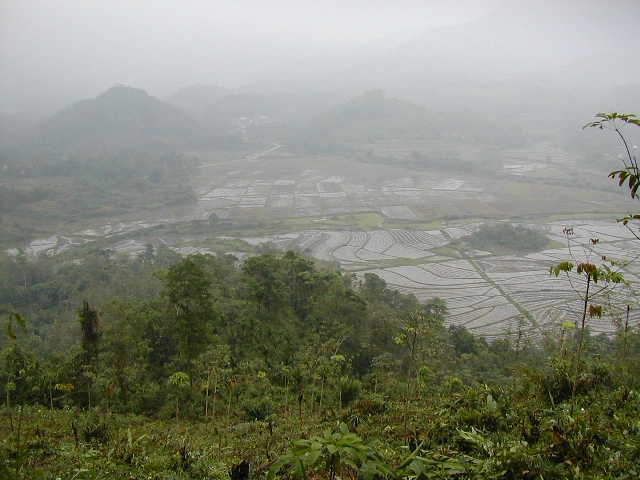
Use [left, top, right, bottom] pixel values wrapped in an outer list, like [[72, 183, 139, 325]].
[[304, 90, 435, 144], [0, 111, 36, 151], [36, 85, 202, 152], [311, 1, 640, 130], [299, 90, 524, 150], [166, 84, 229, 119], [168, 85, 343, 144]]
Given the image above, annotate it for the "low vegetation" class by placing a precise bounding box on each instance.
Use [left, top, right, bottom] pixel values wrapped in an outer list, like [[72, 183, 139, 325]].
[[466, 223, 552, 254]]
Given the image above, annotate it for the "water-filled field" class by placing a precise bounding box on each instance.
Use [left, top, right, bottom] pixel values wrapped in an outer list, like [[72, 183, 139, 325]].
[[224, 219, 640, 340], [7, 145, 639, 340]]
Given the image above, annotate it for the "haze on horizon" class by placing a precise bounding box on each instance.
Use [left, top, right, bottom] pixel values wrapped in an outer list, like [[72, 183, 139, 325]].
[[2, 0, 638, 118], [0, 1, 489, 114]]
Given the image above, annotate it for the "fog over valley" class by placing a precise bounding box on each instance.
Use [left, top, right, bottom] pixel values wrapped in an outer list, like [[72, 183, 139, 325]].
[[1, 2, 640, 478], [2, 0, 640, 336]]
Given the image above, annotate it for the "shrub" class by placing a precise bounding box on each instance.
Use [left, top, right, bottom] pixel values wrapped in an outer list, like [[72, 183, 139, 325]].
[[79, 412, 111, 444], [241, 396, 273, 421], [339, 377, 361, 406]]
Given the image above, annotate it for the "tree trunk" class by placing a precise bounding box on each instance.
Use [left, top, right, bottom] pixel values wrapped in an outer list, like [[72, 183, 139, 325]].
[[623, 305, 630, 360], [205, 370, 210, 418], [212, 377, 218, 420], [571, 274, 592, 407], [298, 388, 304, 427], [576, 275, 591, 368], [284, 376, 289, 416]]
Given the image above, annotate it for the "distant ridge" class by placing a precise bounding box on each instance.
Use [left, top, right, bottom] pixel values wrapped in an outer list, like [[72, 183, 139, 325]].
[[37, 85, 201, 151], [300, 90, 519, 148], [305, 90, 436, 144]]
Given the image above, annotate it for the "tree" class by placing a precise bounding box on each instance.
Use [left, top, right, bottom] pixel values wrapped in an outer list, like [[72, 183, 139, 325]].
[[394, 303, 447, 386], [583, 112, 640, 234], [544, 112, 639, 405], [78, 301, 101, 366], [550, 261, 622, 361], [100, 300, 152, 410], [196, 342, 230, 419], [162, 255, 214, 373], [78, 301, 102, 407], [1, 312, 40, 410], [581, 112, 640, 374], [168, 371, 190, 422], [242, 254, 287, 314]]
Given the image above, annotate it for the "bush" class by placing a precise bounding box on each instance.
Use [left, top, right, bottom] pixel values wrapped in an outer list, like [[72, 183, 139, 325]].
[[536, 358, 615, 404], [351, 395, 386, 416], [467, 223, 550, 254], [79, 412, 111, 444], [340, 377, 361, 406], [241, 396, 273, 421]]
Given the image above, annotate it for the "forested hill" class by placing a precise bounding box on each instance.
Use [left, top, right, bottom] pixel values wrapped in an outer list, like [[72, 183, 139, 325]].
[[297, 90, 524, 151], [34, 85, 202, 152], [2, 249, 639, 478]]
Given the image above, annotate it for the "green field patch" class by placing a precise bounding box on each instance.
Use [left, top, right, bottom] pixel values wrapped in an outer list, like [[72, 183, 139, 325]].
[[431, 245, 462, 258], [382, 219, 442, 230]]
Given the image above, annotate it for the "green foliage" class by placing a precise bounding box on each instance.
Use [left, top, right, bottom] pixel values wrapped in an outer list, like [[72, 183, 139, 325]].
[[163, 256, 216, 371], [241, 396, 274, 421], [584, 112, 639, 229], [79, 412, 111, 445], [583, 112, 640, 130], [550, 261, 574, 277], [270, 423, 392, 480], [4, 312, 26, 341], [0, 244, 638, 479], [467, 223, 551, 254], [168, 371, 191, 389]]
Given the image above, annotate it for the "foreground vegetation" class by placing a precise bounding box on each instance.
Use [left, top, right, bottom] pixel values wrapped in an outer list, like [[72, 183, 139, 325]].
[[1, 247, 639, 479]]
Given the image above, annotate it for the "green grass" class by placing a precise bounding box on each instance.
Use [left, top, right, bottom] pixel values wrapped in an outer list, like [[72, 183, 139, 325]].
[[285, 212, 383, 231], [382, 219, 442, 230], [431, 246, 462, 258]]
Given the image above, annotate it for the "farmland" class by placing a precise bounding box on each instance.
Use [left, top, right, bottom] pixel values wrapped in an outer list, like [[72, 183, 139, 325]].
[[228, 219, 640, 340], [6, 143, 639, 340]]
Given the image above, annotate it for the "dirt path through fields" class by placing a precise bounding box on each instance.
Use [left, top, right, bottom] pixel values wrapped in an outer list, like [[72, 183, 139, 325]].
[[440, 228, 540, 334]]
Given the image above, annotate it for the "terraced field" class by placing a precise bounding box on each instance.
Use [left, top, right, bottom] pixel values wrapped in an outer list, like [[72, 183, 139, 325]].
[[7, 144, 639, 340], [234, 220, 640, 340]]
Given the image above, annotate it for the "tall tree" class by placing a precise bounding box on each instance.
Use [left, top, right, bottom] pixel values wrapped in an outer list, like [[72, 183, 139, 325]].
[[162, 255, 215, 373], [77, 301, 102, 407]]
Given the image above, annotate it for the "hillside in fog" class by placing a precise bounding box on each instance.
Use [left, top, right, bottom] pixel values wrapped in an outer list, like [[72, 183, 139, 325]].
[[36, 85, 202, 151]]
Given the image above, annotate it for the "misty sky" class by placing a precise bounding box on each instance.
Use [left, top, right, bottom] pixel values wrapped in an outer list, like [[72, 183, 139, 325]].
[[2, 0, 639, 117], [1, 1, 493, 114]]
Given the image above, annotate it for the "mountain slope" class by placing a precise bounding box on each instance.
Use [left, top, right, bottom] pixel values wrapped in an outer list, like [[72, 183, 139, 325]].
[[310, 1, 640, 129], [38, 85, 201, 151], [298, 90, 524, 151]]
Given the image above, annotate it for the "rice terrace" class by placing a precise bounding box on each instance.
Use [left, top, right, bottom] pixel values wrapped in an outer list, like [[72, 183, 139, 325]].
[[8, 143, 640, 340]]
